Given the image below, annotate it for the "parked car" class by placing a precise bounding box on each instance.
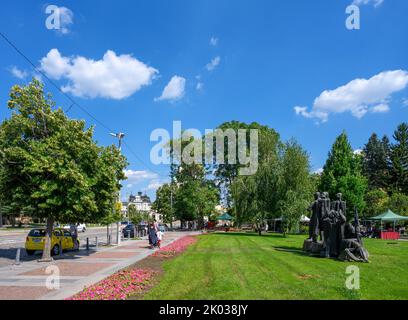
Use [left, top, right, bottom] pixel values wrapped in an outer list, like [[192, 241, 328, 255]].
[[63, 223, 87, 232], [122, 224, 136, 238], [25, 228, 80, 256]]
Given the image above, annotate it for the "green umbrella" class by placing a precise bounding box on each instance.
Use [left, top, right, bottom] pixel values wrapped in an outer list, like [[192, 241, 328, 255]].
[[218, 213, 233, 221]]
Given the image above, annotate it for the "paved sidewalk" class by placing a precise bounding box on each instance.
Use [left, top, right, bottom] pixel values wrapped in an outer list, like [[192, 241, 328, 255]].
[[0, 231, 199, 300]]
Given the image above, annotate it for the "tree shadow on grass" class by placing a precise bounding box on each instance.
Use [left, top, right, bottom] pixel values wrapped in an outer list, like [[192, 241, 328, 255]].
[[0, 245, 104, 265], [210, 232, 287, 239], [272, 245, 310, 257]]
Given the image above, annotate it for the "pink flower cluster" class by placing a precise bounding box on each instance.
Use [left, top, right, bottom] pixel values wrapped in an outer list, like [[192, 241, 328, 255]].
[[153, 236, 197, 258], [67, 269, 154, 300]]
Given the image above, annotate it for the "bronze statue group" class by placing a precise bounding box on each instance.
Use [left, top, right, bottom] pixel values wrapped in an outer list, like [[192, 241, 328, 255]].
[[303, 192, 369, 263]]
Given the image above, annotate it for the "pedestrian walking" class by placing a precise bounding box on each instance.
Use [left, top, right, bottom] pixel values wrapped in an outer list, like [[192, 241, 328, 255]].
[[157, 229, 164, 248], [148, 223, 158, 249]]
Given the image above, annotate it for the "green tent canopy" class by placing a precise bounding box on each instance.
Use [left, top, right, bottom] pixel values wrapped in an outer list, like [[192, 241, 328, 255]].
[[218, 213, 233, 221], [369, 209, 408, 222]]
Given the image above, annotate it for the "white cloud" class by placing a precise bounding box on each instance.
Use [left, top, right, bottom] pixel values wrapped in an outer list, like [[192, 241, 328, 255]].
[[33, 72, 43, 82], [40, 49, 158, 99], [210, 37, 219, 46], [40, 49, 70, 79], [353, 0, 384, 8], [155, 75, 186, 102], [147, 177, 170, 191], [124, 170, 159, 185], [206, 56, 221, 71], [313, 168, 324, 175], [196, 82, 204, 91], [294, 70, 408, 122], [123, 170, 168, 193], [371, 104, 390, 113], [354, 149, 363, 156], [9, 66, 28, 79], [147, 181, 164, 191]]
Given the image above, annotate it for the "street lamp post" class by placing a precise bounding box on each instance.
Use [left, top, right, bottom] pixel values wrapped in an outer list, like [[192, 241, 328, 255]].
[[110, 132, 125, 245]]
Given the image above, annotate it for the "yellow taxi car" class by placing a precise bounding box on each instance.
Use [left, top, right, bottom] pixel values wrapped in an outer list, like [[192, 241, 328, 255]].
[[25, 228, 80, 256]]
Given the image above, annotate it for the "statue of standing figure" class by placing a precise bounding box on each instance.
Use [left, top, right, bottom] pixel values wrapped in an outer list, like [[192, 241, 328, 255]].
[[303, 192, 369, 263], [308, 192, 321, 242]]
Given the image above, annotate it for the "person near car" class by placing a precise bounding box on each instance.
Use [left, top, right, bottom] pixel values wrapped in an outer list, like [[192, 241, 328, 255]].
[[156, 229, 164, 248], [148, 223, 158, 249], [70, 224, 79, 250]]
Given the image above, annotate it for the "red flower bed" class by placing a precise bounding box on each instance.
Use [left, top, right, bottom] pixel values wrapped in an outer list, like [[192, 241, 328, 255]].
[[152, 236, 198, 258], [67, 236, 198, 300], [67, 269, 154, 300]]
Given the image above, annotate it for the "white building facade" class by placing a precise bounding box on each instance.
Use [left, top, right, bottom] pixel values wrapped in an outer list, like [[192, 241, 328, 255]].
[[122, 192, 163, 223]]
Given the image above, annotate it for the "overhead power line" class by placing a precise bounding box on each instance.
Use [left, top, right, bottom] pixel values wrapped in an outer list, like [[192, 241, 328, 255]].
[[0, 31, 114, 133], [122, 140, 170, 179], [0, 31, 168, 179]]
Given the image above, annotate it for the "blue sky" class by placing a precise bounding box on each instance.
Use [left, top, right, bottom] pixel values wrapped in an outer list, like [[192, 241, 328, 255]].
[[1, 0, 407, 200]]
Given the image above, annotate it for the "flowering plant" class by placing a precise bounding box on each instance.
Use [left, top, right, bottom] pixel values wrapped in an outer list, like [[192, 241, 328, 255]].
[[152, 236, 197, 258], [68, 236, 198, 300], [68, 269, 154, 300]]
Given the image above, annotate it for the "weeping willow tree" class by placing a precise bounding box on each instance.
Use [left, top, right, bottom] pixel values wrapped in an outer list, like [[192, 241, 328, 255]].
[[231, 156, 281, 231], [277, 140, 313, 235], [231, 138, 313, 235]]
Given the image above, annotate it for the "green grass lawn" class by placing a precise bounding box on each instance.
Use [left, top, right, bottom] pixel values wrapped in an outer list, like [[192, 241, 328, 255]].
[[145, 232, 408, 300]]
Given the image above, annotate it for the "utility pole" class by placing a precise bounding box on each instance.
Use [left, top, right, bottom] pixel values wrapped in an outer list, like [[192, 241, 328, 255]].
[[110, 132, 125, 245], [170, 186, 173, 230], [169, 150, 175, 231], [0, 200, 2, 228], [125, 192, 130, 225]]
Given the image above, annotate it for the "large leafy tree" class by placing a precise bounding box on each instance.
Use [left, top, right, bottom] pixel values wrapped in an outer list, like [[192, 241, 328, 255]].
[[231, 138, 312, 234], [278, 140, 313, 234], [162, 134, 220, 228], [0, 80, 127, 260], [128, 205, 149, 225], [362, 133, 391, 190], [364, 188, 389, 218], [214, 121, 281, 210], [390, 123, 408, 194], [174, 179, 219, 228], [387, 192, 408, 216], [231, 174, 259, 226], [152, 183, 175, 226], [320, 132, 367, 219]]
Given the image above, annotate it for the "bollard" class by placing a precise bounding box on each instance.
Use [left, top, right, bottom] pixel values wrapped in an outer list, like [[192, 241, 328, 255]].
[[86, 237, 89, 251], [95, 236, 98, 251], [15, 248, 21, 265], [128, 231, 131, 241], [59, 238, 63, 257]]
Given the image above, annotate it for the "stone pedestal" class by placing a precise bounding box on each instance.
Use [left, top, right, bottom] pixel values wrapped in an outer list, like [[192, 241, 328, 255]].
[[303, 239, 324, 255]]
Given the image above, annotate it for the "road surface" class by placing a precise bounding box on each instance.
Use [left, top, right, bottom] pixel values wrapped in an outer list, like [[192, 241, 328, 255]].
[[0, 227, 118, 267]]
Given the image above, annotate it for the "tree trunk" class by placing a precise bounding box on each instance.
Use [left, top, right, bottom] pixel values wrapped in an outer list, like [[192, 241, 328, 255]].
[[40, 217, 54, 261], [106, 224, 110, 244], [0, 212, 3, 228]]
